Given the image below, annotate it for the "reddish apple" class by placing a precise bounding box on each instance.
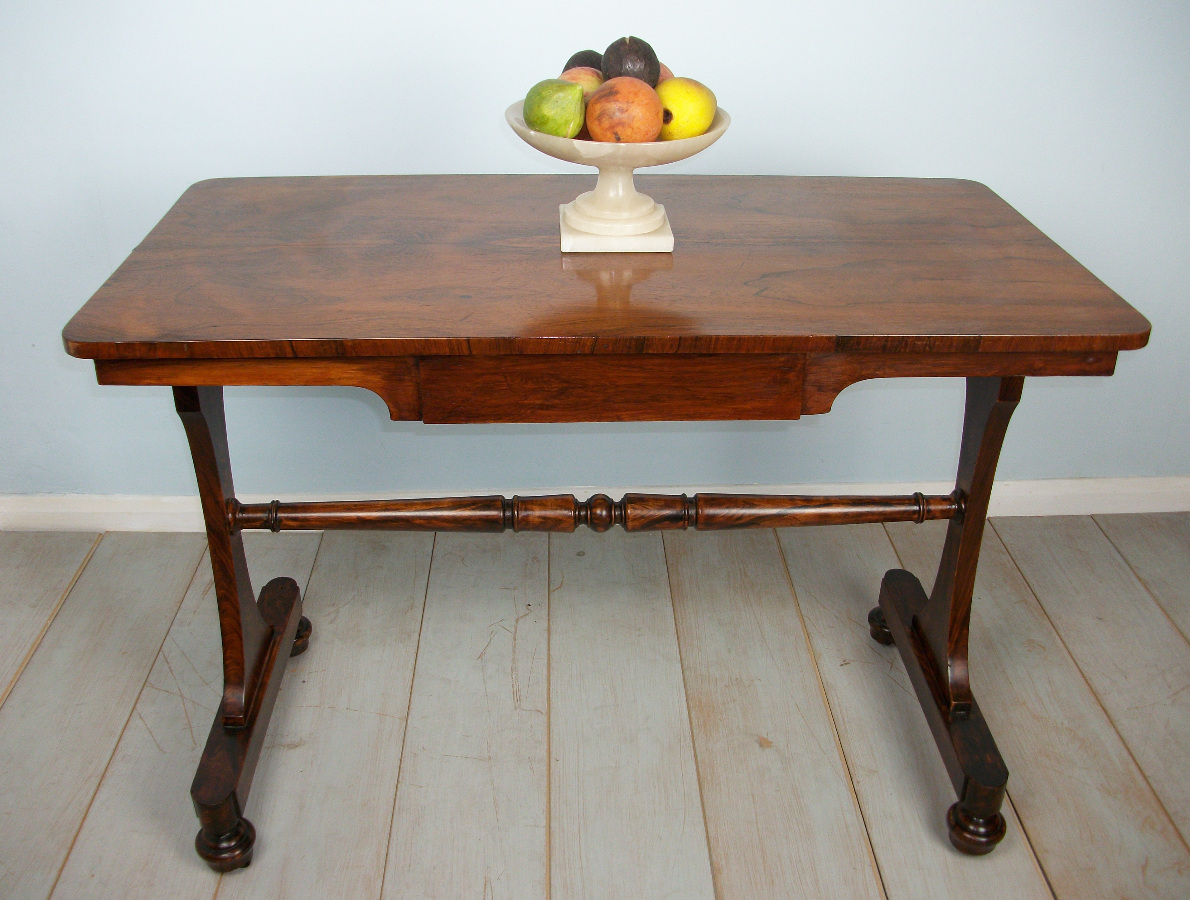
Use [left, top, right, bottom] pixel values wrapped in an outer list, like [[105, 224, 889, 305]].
[[657, 63, 674, 83]]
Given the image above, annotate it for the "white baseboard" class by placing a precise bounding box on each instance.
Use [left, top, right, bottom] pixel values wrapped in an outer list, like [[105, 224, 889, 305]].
[[2, 478, 1187, 532]]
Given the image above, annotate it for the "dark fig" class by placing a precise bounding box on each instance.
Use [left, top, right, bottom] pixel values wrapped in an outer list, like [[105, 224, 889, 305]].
[[563, 49, 603, 73], [601, 36, 661, 87]]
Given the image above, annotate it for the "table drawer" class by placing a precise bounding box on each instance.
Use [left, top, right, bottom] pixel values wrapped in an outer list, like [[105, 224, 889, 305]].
[[418, 354, 805, 423]]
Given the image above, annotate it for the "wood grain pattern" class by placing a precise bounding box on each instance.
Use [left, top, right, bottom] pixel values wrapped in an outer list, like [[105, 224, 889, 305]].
[[8, 519, 1189, 895], [992, 516, 1190, 845], [0, 533, 206, 900], [385, 533, 548, 900], [174, 386, 270, 730], [549, 529, 715, 900], [875, 568, 1009, 854], [920, 376, 1022, 718], [887, 519, 1190, 898], [53, 171, 1155, 877], [419, 353, 804, 422], [51, 533, 322, 900], [93, 349, 1122, 425], [62, 176, 1150, 362], [230, 491, 959, 533], [0, 531, 98, 709], [97, 358, 421, 420], [664, 529, 884, 899], [214, 533, 433, 900], [801, 350, 1116, 414], [215, 532, 433, 900], [776, 524, 1051, 900], [1095, 512, 1190, 644], [854, 377, 1022, 856]]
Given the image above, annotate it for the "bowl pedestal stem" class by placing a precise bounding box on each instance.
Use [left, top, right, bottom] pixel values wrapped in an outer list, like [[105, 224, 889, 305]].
[[560, 164, 673, 253]]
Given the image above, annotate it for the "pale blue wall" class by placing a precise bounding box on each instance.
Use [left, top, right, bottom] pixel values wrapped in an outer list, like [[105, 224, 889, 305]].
[[2, 1, 1187, 497]]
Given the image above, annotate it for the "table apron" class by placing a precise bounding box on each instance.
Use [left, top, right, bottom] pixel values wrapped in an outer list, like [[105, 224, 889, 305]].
[[94, 350, 1116, 423]]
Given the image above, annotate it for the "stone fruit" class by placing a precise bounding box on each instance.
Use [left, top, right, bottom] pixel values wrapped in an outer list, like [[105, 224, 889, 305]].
[[523, 79, 586, 138], [655, 77, 717, 140], [585, 76, 663, 143], [559, 66, 604, 99], [563, 49, 602, 72], [601, 36, 661, 87], [657, 62, 674, 83]]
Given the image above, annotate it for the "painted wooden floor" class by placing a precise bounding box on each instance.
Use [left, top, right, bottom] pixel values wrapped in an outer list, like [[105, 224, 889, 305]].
[[0, 514, 1188, 899]]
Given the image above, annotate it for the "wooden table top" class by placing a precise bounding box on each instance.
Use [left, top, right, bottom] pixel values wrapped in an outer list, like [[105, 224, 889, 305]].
[[62, 175, 1149, 361]]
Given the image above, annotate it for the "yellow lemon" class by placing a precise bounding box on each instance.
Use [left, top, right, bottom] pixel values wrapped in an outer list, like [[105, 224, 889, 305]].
[[655, 77, 717, 140]]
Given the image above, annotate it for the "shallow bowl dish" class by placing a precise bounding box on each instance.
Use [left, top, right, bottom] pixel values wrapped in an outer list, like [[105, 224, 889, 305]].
[[506, 100, 730, 252]]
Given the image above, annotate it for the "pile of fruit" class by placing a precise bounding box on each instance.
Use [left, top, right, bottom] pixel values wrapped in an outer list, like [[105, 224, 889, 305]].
[[522, 36, 717, 143]]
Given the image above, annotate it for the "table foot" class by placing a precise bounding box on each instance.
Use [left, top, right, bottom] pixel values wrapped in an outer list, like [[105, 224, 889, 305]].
[[195, 807, 256, 871], [291, 616, 312, 657], [947, 801, 1007, 855], [867, 606, 894, 645], [878, 568, 1009, 854], [191, 576, 304, 872]]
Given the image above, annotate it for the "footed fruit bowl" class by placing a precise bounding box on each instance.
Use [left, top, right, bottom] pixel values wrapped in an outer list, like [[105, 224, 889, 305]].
[[506, 100, 730, 252]]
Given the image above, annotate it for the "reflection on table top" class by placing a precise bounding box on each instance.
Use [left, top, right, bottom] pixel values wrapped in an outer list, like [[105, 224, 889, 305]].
[[63, 175, 1150, 361]]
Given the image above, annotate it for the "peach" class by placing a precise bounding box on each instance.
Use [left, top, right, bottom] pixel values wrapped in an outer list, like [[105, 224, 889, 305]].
[[560, 66, 604, 99], [585, 76, 664, 143]]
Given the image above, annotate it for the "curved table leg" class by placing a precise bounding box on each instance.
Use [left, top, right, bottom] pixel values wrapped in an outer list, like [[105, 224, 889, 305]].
[[174, 386, 309, 870], [868, 376, 1022, 854]]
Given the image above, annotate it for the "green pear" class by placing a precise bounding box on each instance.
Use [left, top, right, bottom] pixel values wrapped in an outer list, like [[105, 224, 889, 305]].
[[523, 79, 585, 138]]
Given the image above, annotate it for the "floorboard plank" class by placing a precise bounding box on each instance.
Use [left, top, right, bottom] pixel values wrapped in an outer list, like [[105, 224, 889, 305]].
[[888, 519, 1190, 898], [0, 532, 206, 900], [1095, 512, 1190, 644], [993, 516, 1190, 846], [50, 533, 323, 900], [384, 533, 548, 900], [549, 529, 715, 900], [0, 532, 99, 709], [216, 531, 434, 900], [11, 517, 1185, 897], [776, 524, 1051, 900], [665, 529, 884, 899]]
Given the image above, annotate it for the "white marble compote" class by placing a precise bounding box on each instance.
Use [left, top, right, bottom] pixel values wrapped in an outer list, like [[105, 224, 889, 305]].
[[506, 100, 730, 252]]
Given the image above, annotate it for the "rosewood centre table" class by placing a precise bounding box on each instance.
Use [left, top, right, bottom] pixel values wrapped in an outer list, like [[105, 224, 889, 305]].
[[62, 174, 1150, 870]]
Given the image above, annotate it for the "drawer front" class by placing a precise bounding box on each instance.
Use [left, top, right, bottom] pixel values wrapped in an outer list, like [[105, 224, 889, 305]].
[[418, 354, 805, 423]]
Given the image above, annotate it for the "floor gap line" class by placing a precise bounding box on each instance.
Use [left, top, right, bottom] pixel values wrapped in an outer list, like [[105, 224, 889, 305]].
[[776, 528, 889, 900], [379, 531, 438, 900], [1091, 515, 1190, 650], [0, 531, 103, 713], [661, 532, 721, 900], [48, 537, 206, 899], [545, 534, 553, 900], [987, 518, 1190, 856], [1005, 790, 1059, 899]]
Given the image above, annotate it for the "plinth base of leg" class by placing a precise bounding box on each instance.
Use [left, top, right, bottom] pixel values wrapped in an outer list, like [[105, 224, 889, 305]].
[[291, 615, 312, 657], [878, 568, 1009, 855], [191, 577, 303, 871], [947, 802, 1007, 855], [867, 606, 894, 645], [195, 816, 255, 871]]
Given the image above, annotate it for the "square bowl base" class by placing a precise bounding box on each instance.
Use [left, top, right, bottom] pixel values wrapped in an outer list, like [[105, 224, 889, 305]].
[[559, 205, 674, 253]]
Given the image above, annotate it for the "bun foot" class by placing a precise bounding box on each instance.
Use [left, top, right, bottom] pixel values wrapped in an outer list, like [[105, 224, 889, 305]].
[[195, 816, 255, 871], [867, 606, 894, 645], [291, 616, 312, 657], [947, 802, 1006, 855]]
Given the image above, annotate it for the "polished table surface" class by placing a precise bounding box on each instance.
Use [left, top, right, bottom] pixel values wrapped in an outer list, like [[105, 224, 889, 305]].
[[64, 175, 1148, 359], [64, 175, 1150, 426], [62, 174, 1150, 871]]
